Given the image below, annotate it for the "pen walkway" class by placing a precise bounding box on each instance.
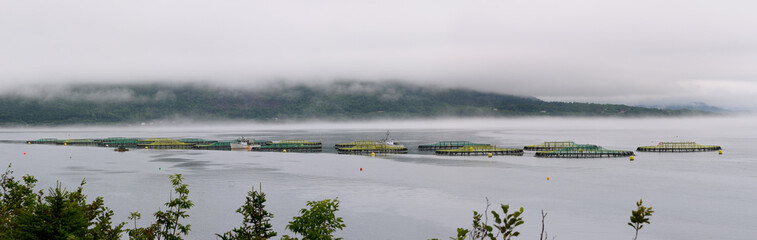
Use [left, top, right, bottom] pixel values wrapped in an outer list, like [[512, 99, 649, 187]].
[[636, 142, 721, 152]]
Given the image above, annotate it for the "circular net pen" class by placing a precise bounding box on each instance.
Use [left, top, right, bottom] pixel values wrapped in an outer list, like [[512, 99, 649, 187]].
[[278, 140, 322, 146], [337, 144, 408, 154], [636, 142, 721, 152], [27, 138, 62, 145], [418, 141, 490, 150], [138, 139, 194, 149], [535, 145, 634, 158], [99, 138, 141, 147], [61, 139, 98, 146], [194, 141, 232, 150], [178, 138, 218, 145], [138, 138, 170, 144], [523, 141, 577, 151], [95, 137, 136, 143], [252, 142, 323, 152], [436, 145, 524, 156], [334, 140, 379, 148]]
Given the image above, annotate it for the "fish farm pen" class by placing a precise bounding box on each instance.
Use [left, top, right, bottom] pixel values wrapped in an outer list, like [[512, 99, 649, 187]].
[[636, 142, 722, 152], [28, 138, 62, 144], [535, 145, 634, 158], [25, 137, 277, 151], [334, 140, 379, 148], [251, 140, 323, 152], [194, 141, 232, 150], [59, 139, 98, 146], [418, 141, 490, 150], [97, 137, 140, 147], [523, 141, 578, 151], [95, 137, 135, 144], [252, 143, 322, 152], [138, 138, 194, 149], [435, 145, 524, 156], [178, 138, 217, 145], [337, 144, 408, 154], [25, 137, 697, 157], [277, 140, 322, 146]]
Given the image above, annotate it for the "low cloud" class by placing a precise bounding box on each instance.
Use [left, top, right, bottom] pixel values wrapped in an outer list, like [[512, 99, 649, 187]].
[[2, 85, 177, 103], [1, 0, 756, 110], [3, 86, 137, 102]]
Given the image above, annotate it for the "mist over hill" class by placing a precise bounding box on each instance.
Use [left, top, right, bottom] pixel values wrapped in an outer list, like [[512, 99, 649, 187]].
[[0, 81, 708, 125], [638, 102, 730, 113]]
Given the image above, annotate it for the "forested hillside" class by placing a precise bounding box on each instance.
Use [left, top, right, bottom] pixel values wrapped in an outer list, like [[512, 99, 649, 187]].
[[0, 81, 705, 125]]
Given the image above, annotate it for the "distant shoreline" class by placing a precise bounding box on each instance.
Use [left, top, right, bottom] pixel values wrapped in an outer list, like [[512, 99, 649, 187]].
[[0, 82, 713, 126]]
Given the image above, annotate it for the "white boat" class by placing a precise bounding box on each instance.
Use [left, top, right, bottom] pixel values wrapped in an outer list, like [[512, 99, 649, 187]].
[[379, 131, 404, 147], [230, 137, 249, 150]]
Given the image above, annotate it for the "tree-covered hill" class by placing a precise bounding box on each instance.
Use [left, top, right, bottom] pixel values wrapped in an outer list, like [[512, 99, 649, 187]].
[[0, 81, 707, 125]]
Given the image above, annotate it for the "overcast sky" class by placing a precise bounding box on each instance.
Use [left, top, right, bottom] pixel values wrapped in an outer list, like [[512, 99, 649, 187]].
[[1, 0, 756, 110]]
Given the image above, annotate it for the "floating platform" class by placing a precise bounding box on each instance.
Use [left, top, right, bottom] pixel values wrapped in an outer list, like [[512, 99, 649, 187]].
[[178, 138, 217, 145], [278, 140, 322, 146], [251, 142, 323, 152], [436, 145, 524, 156], [523, 141, 577, 151], [27, 138, 62, 145], [138, 138, 165, 144], [194, 141, 232, 150], [418, 141, 490, 150], [99, 137, 140, 147], [636, 142, 722, 152], [60, 139, 98, 146], [138, 139, 194, 149], [337, 144, 408, 154], [96, 137, 137, 142], [535, 145, 634, 158], [25, 137, 275, 151], [334, 140, 378, 148]]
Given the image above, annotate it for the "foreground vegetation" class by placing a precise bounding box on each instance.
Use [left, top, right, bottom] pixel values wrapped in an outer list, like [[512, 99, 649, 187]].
[[1, 164, 653, 239], [0, 164, 345, 240], [0, 81, 704, 125]]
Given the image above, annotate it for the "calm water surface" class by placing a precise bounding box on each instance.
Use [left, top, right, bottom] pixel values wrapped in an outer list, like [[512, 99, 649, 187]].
[[2, 117, 756, 240]]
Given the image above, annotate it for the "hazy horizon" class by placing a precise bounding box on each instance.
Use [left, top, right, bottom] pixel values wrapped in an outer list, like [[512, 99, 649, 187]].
[[2, 1, 756, 110], [6, 115, 756, 133], [0, 81, 744, 114]]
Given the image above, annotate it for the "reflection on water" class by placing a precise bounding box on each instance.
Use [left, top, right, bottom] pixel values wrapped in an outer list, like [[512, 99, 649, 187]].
[[1, 117, 756, 240]]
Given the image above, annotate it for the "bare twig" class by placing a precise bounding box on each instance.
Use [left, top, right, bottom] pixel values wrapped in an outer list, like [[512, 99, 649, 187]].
[[540, 210, 547, 240], [483, 197, 491, 240]]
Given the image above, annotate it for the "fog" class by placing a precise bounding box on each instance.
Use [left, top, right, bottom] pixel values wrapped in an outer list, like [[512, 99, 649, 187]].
[[1, 1, 757, 109], [8, 115, 757, 134]]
